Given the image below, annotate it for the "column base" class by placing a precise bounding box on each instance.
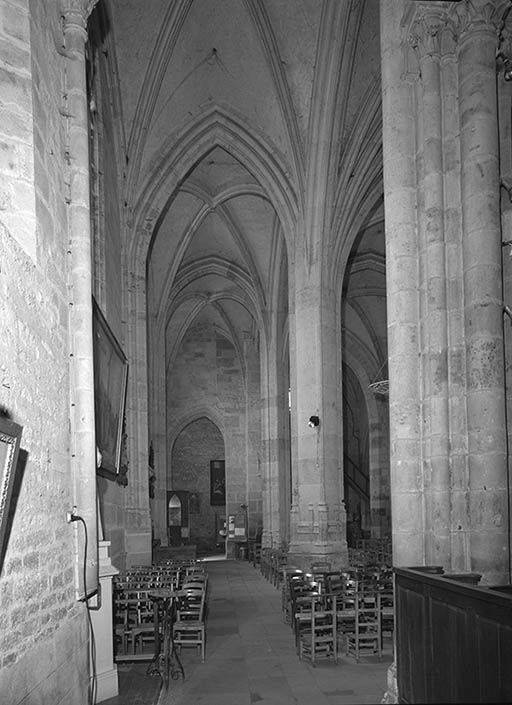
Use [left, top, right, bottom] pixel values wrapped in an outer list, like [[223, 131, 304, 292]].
[[125, 529, 152, 567], [288, 539, 348, 571], [93, 665, 119, 703], [381, 661, 398, 704]]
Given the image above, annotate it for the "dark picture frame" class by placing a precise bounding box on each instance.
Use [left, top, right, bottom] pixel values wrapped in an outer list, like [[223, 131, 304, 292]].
[[92, 297, 128, 480], [210, 460, 226, 506], [0, 417, 23, 573]]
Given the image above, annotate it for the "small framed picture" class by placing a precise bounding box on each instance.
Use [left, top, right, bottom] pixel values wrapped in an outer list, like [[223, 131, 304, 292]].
[[92, 297, 129, 480], [210, 460, 225, 506], [0, 417, 23, 573]]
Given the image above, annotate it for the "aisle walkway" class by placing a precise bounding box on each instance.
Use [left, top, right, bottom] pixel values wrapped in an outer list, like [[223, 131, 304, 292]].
[[158, 559, 391, 705]]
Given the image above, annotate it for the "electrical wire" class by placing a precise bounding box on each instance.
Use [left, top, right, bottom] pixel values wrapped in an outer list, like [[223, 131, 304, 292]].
[[75, 516, 97, 705]]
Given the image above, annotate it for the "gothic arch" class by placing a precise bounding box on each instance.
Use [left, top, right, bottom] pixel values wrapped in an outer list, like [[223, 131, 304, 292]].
[[129, 104, 299, 275]]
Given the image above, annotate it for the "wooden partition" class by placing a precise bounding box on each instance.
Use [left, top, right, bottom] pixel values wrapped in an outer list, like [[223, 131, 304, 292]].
[[394, 567, 512, 704]]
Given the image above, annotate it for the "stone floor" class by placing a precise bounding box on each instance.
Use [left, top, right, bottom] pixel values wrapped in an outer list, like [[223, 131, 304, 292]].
[[104, 558, 392, 705]]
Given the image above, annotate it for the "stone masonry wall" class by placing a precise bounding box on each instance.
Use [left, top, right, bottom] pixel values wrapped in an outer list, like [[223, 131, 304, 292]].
[[171, 417, 225, 552], [166, 313, 254, 552], [0, 1, 89, 702]]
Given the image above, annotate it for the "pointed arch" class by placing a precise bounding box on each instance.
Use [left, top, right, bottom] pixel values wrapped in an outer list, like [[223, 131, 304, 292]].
[[168, 408, 225, 451], [128, 104, 298, 276]]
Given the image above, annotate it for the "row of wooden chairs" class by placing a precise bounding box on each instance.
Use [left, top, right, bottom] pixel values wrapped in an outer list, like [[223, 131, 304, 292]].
[[288, 572, 387, 665], [113, 560, 209, 663], [349, 538, 392, 568], [255, 541, 394, 666], [259, 547, 288, 587], [281, 562, 394, 665]]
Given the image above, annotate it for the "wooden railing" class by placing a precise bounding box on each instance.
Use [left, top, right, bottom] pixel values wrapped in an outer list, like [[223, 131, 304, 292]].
[[394, 567, 512, 704]]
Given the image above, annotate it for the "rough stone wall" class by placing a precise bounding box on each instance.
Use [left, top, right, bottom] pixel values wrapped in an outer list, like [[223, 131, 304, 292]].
[[0, 1, 89, 702], [171, 417, 225, 552]]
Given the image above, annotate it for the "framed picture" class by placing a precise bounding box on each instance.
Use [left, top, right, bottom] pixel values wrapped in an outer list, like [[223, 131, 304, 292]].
[[92, 297, 128, 480], [210, 460, 226, 506], [0, 417, 23, 573]]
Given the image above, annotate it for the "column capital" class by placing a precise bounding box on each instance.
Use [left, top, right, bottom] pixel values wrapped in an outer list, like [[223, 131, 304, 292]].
[[409, 10, 451, 59], [403, 4, 457, 73], [61, 0, 99, 32], [451, 0, 509, 42]]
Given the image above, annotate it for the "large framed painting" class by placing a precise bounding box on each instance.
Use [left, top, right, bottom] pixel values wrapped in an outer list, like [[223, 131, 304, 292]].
[[92, 297, 128, 481], [0, 417, 23, 573], [210, 460, 226, 506]]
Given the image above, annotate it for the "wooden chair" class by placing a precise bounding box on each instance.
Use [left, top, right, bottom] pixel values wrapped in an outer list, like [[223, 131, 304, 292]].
[[113, 588, 132, 657], [346, 589, 382, 662], [271, 549, 288, 588], [113, 586, 156, 659], [291, 581, 321, 650], [298, 594, 338, 666], [379, 573, 394, 648], [172, 589, 207, 662], [281, 569, 304, 623], [248, 538, 261, 567]]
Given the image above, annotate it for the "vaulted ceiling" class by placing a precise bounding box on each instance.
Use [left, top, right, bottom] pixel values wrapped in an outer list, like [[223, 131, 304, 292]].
[[104, 0, 385, 384]]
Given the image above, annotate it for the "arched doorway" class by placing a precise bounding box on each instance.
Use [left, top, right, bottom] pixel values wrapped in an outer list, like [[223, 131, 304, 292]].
[[170, 416, 226, 557]]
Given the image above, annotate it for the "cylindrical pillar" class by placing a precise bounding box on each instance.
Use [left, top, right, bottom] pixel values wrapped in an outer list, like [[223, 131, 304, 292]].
[[288, 259, 346, 568], [412, 12, 451, 566], [457, 3, 509, 584], [381, 0, 423, 567]]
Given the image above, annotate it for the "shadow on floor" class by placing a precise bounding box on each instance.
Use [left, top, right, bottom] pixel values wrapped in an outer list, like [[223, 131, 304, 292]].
[[100, 663, 161, 705]]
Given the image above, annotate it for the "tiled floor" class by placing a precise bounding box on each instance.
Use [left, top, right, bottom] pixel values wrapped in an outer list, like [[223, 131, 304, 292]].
[[152, 559, 393, 705], [101, 559, 392, 705], [102, 662, 161, 705]]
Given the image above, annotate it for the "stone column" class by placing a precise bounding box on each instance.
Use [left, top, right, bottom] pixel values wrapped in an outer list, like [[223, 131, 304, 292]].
[[287, 1, 347, 569], [368, 394, 391, 539], [381, 0, 423, 568], [260, 339, 281, 548], [455, 0, 509, 584], [410, 10, 451, 566], [124, 266, 152, 567], [498, 23, 512, 572], [62, 0, 99, 598], [243, 333, 263, 541], [442, 14, 467, 575], [288, 260, 346, 568], [150, 322, 168, 546]]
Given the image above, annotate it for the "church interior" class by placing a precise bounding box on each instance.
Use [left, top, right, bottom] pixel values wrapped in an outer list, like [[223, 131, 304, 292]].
[[1, 0, 512, 703]]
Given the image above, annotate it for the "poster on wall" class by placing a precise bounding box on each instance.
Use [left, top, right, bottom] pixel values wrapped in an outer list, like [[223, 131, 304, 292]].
[[210, 460, 225, 505]]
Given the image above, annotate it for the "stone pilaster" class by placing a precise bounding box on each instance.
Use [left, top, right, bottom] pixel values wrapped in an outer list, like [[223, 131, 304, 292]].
[[62, 0, 100, 598]]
